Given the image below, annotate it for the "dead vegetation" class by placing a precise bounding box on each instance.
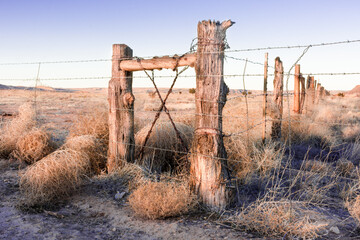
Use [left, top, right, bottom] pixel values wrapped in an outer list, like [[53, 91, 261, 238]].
[[67, 106, 109, 142], [229, 199, 327, 239], [129, 180, 197, 220], [19, 148, 91, 205], [0, 103, 36, 157], [19, 120, 108, 205], [135, 122, 193, 173], [11, 128, 55, 164]]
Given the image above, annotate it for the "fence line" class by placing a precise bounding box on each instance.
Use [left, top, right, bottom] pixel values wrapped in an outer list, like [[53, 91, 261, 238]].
[[2, 71, 360, 82], [1, 35, 359, 212]]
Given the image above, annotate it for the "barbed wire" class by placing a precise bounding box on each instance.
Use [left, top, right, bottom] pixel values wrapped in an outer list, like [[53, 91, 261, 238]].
[[225, 39, 360, 53], [2, 71, 360, 82], [1, 38, 359, 66]]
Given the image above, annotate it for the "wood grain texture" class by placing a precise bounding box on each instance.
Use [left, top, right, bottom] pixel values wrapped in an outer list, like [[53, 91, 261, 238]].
[[294, 64, 301, 113], [262, 53, 268, 143], [305, 76, 315, 113], [190, 20, 233, 211], [108, 44, 135, 172], [271, 57, 283, 140], [119, 53, 196, 71], [299, 75, 306, 114]]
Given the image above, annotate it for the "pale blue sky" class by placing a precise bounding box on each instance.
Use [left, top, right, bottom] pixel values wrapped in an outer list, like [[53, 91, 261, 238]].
[[0, 0, 359, 90]]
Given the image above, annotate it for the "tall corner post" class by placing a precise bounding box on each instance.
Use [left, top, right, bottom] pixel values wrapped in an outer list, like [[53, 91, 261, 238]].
[[108, 44, 135, 172], [190, 20, 234, 211]]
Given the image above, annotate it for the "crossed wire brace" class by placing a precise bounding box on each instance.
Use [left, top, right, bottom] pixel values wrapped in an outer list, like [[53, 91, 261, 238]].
[[137, 65, 190, 161]]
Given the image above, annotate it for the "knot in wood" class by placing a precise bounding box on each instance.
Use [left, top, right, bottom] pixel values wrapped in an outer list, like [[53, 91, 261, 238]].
[[122, 92, 135, 109]]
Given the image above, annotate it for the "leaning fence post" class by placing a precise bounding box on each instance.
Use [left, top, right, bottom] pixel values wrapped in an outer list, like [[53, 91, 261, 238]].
[[190, 20, 233, 211], [271, 57, 284, 140], [262, 53, 268, 144], [293, 64, 300, 113], [108, 44, 135, 172], [299, 74, 305, 114]]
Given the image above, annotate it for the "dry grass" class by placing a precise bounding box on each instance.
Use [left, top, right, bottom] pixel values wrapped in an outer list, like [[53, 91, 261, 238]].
[[64, 135, 107, 174], [347, 195, 360, 225], [67, 106, 108, 142], [19, 148, 91, 205], [135, 122, 193, 173], [110, 162, 148, 191], [229, 199, 327, 239], [336, 159, 355, 177], [19, 134, 107, 205], [0, 103, 36, 157], [11, 128, 54, 164], [129, 180, 197, 219], [226, 138, 283, 182]]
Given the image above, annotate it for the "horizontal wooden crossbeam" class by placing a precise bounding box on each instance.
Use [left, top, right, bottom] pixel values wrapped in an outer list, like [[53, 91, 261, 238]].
[[119, 53, 196, 71]]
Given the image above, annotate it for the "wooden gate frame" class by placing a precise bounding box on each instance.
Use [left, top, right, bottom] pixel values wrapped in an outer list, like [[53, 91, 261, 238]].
[[107, 20, 234, 210]]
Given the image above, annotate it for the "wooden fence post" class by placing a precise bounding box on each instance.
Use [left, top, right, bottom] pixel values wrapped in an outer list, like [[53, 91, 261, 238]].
[[315, 83, 322, 104], [310, 76, 315, 104], [190, 20, 233, 210], [271, 57, 284, 140], [108, 44, 135, 172], [262, 53, 268, 143], [299, 75, 305, 114], [320, 86, 325, 99], [305, 75, 315, 113], [293, 64, 300, 113]]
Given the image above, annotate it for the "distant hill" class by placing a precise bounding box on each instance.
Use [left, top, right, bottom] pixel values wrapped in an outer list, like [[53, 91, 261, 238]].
[[0, 84, 74, 92], [348, 85, 360, 95]]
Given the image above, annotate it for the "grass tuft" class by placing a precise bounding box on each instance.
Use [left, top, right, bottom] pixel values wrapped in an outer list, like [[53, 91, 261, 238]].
[[129, 180, 196, 219]]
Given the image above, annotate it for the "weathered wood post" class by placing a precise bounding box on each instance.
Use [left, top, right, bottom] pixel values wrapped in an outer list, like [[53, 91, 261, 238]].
[[310, 76, 315, 104], [108, 44, 135, 172], [271, 57, 284, 140], [262, 53, 268, 143], [190, 20, 233, 210], [320, 86, 325, 99], [293, 64, 300, 113], [305, 75, 315, 113], [299, 74, 306, 114], [315, 83, 322, 104]]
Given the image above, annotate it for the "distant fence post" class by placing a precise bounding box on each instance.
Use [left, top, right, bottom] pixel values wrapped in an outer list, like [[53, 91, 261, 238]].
[[293, 64, 300, 113], [320, 86, 325, 99], [190, 20, 233, 211], [315, 83, 321, 104], [310, 76, 315, 104], [299, 74, 305, 114], [262, 52, 268, 143], [108, 44, 135, 172], [305, 75, 315, 113], [271, 57, 284, 140]]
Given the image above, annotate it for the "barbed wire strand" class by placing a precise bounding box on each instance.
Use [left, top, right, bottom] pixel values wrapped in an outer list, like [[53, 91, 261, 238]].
[[1, 38, 359, 66]]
